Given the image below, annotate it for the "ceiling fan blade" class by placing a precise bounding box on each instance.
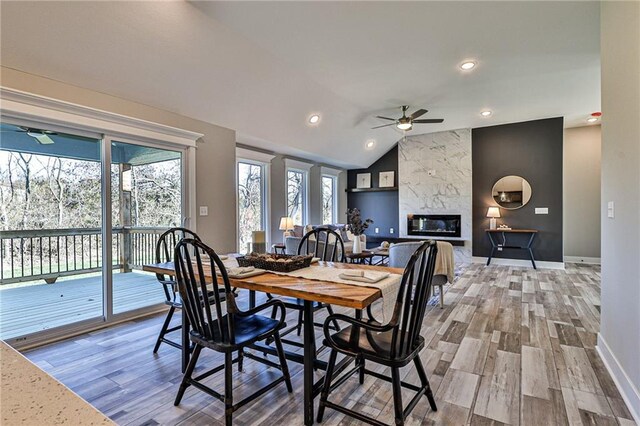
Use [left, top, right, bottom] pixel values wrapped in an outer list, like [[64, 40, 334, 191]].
[[372, 122, 397, 129], [412, 119, 444, 124], [31, 133, 55, 145], [375, 116, 397, 121], [409, 109, 428, 120]]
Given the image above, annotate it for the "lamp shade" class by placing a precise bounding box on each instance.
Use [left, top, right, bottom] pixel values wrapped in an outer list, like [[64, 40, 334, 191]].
[[486, 207, 501, 218], [279, 216, 294, 231]]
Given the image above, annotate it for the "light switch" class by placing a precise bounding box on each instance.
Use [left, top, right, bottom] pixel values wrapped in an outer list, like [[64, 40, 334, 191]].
[[374, 227, 379, 234], [390, 228, 395, 234], [535, 207, 549, 214], [607, 201, 614, 218], [199, 206, 209, 216]]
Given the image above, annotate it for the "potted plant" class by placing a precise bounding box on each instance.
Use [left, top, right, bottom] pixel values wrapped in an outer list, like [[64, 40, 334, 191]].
[[346, 208, 373, 254]]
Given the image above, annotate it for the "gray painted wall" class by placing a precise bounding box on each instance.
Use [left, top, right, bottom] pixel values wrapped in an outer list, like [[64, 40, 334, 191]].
[[472, 118, 564, 263], [269, 155, 287, 246], [1, 66, 238, 252], [563, 125, 601, 259], [600, 1, 640, 418]]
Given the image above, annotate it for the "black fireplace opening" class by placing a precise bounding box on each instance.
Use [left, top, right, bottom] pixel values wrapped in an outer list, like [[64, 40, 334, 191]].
[[407, 214, 461, 237]]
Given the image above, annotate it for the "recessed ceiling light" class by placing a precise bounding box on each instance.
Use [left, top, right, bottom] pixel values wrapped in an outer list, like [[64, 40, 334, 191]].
[[365, 140, 376, 149], [308, 114, 320, 124], [587, 117, 598, 123], [480, 110, 492, 117], [460, 61, 476, 70]]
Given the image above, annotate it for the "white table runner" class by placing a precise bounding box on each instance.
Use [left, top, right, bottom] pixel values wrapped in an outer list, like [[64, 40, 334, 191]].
[[270, 266, 402, 323], [219, 256, 402, 322]]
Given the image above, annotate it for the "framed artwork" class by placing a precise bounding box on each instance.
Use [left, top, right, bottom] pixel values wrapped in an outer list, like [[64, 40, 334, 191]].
[[356, 173, 371, 189], [379, 171, 395, 188]]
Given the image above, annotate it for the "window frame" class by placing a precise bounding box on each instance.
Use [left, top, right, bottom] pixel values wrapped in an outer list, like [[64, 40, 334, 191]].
[[285, 159, 312, 226], [321, 166, 341, 225], [235, 148, 274, 253], [321, 174, 337, 224]]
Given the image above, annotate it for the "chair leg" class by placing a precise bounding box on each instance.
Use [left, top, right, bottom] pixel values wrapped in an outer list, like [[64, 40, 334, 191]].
[[317, 348, 338, 423], [273, 331, 293, 393], [225, 352, 234, 426], [296, 309, 303, 336], [238, 349, 244, 372], [439, 285, 444, 309], [153, 306, 175, 353], [414, 357, 437, 411], [358, 356, 365, 385], [325, 305, 341, 331], [174, 343, 201, 406], [391, 367, 404, 426]]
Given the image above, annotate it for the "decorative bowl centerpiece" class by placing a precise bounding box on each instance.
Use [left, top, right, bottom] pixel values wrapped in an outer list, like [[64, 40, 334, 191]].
[[236, 252, 312, 273]]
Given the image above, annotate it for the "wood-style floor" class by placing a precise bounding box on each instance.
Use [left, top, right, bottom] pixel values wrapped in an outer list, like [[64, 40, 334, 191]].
[[24, 263, 636, 425]]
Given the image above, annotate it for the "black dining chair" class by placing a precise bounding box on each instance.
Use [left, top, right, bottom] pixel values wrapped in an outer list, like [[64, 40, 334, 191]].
[[173, 238, 292, 426], [153, 227, 205, 354], [269, 227, 343, 346], [317, 240, 439, 426]]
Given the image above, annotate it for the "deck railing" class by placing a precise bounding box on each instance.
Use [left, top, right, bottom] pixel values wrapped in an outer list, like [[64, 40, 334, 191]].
[[0, 227, 166, 285]]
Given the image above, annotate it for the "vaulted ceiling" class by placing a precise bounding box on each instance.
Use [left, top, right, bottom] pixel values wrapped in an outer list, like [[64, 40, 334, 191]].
[[0, 1, 600, 168]]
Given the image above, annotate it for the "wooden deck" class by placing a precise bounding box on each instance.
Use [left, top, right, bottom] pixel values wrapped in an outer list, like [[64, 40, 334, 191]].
[[0, 272, 164, 340]]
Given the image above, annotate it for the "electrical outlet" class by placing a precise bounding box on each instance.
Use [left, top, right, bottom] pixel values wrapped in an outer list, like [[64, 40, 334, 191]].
[[390, 228, 394, 234], [374, 227, 379, 234], [427, 169, 436, 177], [199, 206, 208, 216]]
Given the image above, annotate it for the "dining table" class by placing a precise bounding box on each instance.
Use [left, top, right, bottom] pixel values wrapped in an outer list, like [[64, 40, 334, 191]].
[[142, 259, 402, 426]]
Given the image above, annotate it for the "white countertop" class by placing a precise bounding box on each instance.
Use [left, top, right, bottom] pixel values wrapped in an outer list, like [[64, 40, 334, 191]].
[[1, 341, 114, 425]]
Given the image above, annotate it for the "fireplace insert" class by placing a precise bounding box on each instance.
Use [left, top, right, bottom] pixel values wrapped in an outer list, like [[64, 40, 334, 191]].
[[407, 214, 461, 237]]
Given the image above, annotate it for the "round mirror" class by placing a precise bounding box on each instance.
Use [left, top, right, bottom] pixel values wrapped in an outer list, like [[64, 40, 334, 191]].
[[492, 175, 532, 209]]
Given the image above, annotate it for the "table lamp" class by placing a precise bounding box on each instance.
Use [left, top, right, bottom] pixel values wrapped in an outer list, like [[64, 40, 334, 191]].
[[487, 207, 500, 230], [279, 216, 294, 243]]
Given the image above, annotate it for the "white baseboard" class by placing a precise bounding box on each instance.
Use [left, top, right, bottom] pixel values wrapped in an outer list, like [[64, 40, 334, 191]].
[[472, 256, 565, 270], [564, 256, 601, 265], [597, 334, 640, 424]]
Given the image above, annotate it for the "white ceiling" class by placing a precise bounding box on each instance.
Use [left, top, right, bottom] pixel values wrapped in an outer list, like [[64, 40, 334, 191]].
[[0, 1, 600, 168]]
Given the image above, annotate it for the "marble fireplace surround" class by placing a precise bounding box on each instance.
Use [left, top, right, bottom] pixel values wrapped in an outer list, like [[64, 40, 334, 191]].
[[398, 129, 472, 263]]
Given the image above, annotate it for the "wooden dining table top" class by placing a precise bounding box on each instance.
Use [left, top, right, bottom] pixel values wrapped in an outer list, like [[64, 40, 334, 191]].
[[142, 261, 404, 310]]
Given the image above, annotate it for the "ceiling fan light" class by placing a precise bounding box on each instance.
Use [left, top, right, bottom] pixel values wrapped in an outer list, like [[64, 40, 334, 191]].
[[397, 122, 412, 131], [26, 131, 55, 145]]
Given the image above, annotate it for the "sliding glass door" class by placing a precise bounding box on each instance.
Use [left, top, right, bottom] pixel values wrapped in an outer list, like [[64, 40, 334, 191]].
[[110, 139, 183, 314], [0, 122, 104, 339], [0, 120, 190, 343]]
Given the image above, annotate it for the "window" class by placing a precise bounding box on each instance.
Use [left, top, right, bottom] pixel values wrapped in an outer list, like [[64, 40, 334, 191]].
[[237, 161, 266, 254], [287, 169, 307, 225], [322, 175, 336, 224]]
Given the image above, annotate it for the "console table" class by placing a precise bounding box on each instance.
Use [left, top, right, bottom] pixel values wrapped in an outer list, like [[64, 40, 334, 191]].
[[485, 229, 538, 269]]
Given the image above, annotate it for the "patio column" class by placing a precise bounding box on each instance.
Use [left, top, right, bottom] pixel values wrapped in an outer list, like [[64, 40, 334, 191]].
[[119, 163, 132, 273]]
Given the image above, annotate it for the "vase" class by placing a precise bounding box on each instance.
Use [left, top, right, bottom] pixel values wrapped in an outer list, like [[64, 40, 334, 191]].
[[353, 236, 362, 254]]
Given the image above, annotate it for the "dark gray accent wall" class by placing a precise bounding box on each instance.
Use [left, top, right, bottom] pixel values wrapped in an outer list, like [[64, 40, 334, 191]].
[[347, 146, 398, 238], [472, 117, 564, 262]]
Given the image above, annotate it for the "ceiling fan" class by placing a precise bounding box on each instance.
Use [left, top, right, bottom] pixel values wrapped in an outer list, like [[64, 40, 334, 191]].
[[372, 105, 444, 131], [1, 126, 57, 145]]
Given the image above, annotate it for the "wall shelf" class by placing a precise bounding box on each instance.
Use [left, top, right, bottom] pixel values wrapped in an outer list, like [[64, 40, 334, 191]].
[[346, 187, 398, 193]]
